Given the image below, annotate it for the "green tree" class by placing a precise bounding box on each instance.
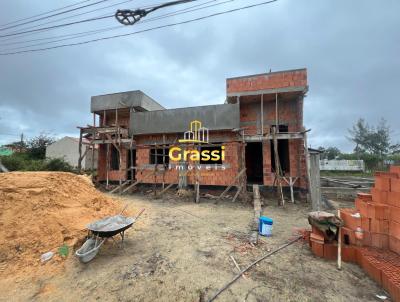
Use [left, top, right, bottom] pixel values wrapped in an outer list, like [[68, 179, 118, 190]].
[[318, 146, 341, 160], [348, 118, 395, 157], [26, 134, 55, 160]]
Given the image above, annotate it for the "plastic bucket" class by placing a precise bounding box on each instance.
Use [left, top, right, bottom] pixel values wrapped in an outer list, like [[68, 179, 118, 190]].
[[259, 216, 273, 237]]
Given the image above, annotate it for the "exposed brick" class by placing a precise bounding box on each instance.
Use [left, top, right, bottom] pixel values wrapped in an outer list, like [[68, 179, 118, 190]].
[[375, 176, 391, 191], [342, 245, 357, 263], [390, 165, 400, 178], [370, 219, 389, 234], [340, 208, 361, 230], [357, 192, 372, 202], [361, 217, 370, 232], [392, 178, 400, 193], [367, 203, 389, 220], [371, 187, 388, 204], [371, 233, 389, 249], [390, 206, 400, 224], [390, 221, 400, 240], [310, 240, 324, 258], [388, 192, 400, 207], [389, 236, 400, 255], [342, 227, 356, 245], [324, 243, 338, 260], [355, 198, 368, 217]]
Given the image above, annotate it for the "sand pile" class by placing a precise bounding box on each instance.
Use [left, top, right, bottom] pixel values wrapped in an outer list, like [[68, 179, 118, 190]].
[[0, 172, 126, 278]]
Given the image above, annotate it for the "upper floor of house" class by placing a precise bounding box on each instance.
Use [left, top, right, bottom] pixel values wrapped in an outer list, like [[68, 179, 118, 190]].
[[89, 68, 308, 138]]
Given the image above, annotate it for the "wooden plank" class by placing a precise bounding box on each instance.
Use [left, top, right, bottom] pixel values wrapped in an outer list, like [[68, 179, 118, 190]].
[[109, 180, 130, 194], [157, 183, 175, 197], [122, 170, 154, 193], [218, 168, 246, 200]]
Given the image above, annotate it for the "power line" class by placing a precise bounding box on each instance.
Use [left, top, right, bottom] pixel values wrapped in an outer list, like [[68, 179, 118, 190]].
[[0, 15, 114, 38], [1, 0, 135, 38], [0, 0, 93, 28], [0, 0, 227, 50], [0, 0, 278, 56], [0, 0, 115, 32], [0, 0, 195, 39]]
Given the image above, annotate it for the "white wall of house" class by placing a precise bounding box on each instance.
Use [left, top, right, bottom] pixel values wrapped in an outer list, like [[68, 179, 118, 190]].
[[320, 159, 365, 172], [46, 137, 97, 169]]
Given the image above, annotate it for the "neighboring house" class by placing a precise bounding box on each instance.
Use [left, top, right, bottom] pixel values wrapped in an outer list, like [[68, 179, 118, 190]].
[[0, 147, 14, 156], [46, 136, 98, 170], [320, 159, 365, 172]]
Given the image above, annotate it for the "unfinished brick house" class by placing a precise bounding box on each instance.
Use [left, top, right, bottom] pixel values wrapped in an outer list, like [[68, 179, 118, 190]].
[[78, 68, 309, 196]]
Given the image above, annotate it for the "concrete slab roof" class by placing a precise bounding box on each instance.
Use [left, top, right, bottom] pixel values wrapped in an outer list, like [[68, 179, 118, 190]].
[[91, 90, 165, 113], [130, 103, 240, 135]]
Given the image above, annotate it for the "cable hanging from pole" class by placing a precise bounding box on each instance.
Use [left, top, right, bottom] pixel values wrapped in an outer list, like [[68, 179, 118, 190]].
[[115, 0, 198, 25]]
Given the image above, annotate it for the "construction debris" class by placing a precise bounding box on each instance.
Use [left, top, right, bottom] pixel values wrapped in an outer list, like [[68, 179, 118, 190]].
[[308, 166, 400, 302]]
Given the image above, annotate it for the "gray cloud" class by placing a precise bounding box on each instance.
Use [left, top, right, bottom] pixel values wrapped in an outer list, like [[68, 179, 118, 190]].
[[0, 0, 399, 152]]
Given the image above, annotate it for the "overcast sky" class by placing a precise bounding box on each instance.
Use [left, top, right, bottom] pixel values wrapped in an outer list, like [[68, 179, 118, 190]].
[[0, 0, 399, 152]]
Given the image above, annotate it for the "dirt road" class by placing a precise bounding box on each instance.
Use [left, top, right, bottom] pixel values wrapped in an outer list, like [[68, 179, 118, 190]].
[[0, 194, 384, 301]]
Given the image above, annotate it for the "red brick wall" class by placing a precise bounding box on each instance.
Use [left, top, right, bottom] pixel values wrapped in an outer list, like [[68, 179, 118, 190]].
[[231, 69, 308, 189], [227, 69, 307, 93], [134, 131, 241, 186]]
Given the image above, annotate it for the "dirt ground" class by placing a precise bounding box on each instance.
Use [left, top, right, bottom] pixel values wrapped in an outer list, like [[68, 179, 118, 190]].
[[0, 193, 387, 302]]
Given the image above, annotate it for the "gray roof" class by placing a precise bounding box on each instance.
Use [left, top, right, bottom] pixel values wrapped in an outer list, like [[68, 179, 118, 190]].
[[130, 103, 240, 135], [91, 90, 165, 112]]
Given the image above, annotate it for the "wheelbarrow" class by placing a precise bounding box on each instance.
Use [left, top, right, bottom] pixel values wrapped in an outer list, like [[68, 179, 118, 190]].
[[75, 208, 145, 263]]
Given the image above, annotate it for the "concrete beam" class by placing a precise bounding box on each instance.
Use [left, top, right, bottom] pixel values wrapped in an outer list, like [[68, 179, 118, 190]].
[[91, 90, 165, 112], [227, 86, 307, 98], [130, 103, 240, 135]]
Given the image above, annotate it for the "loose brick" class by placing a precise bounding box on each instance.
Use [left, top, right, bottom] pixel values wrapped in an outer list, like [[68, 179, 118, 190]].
[[371, 187, 388, 204], [340, 208, 361, 230], [361, 217, 370, 231], [367, 203, 389, 220], [357, 192, 372, 202], [342, 245, 357, 263], [390, 221, 400, 240], [324, 243, 338, 260], [390, 165, 400, 177], [389, 236, 400, 255], [388, 192, 400, 207], [375, 176, 391, 191], [310, 240, 324, 258], [389, 206, 400, 224], [361, 254, 382, 285], [370, 219, 389, 234], [392, 178, 400, 193], [342, 227, 356, 245], [371, 233, 389, 249], [355, 198, 368, 217]]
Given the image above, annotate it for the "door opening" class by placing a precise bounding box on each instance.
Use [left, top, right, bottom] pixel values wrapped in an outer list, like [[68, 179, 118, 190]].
[[245, 142, 263, 184], [270, 125, 290, 175]]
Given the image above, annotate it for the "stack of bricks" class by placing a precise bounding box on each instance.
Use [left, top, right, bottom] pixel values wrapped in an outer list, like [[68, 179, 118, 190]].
[[309, 166, 400, 301]]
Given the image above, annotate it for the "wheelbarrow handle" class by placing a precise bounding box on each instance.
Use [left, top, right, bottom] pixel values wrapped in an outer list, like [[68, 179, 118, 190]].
[[135, 208, 145, 220]]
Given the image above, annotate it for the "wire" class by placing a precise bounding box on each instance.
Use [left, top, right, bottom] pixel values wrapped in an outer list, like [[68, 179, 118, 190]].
[[0, 15, 114, 38], [2, 0, 135, 37], [0, 0, 93, 28], [0, 0, 278, 55], [0, 0, 114, 32], [0, 0, 185, 40], [0, 0, 225, 50]]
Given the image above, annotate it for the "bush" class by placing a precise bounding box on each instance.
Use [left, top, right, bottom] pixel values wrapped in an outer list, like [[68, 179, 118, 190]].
[[0, 154, 74, 172], [44, 158, 73, 172]]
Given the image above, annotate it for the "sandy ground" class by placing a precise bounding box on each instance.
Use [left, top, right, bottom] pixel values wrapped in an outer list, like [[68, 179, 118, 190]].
[[0, 194, 386, 302]]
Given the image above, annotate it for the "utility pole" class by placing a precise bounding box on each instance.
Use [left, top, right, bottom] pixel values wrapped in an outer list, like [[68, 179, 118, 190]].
[[20, 133, 24, 152]]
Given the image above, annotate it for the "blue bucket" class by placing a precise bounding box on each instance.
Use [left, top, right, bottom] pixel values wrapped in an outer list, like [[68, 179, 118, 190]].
[[259, 216, 273, 237]]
